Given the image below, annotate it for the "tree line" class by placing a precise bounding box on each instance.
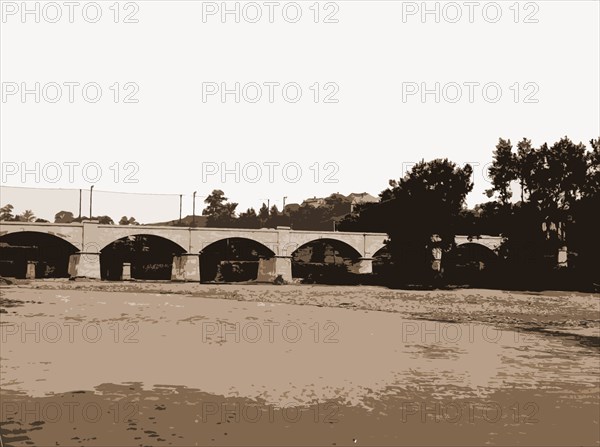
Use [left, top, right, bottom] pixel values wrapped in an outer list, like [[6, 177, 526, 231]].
[[199, 190, 352, 230], [340, 136, 599, 290]]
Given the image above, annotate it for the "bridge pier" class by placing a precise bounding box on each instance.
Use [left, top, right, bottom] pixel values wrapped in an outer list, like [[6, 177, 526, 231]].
[[122, 263, 132, 281], [26, 261, 36, 279], [349, 257, 374, 274], [171, 254, 200, 282], [557, 246, 568, 268], [68, 253, 101, 279], [257, 256, 292, 283], [431, 234, 443, 273]]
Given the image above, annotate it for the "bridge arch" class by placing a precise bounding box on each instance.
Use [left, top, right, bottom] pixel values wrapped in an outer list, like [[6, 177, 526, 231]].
[[290, 238, 363, 283], [199, 237, 276, 283], [0, 223, 83, 249], [446, 242, 501, 286], [0, 231, 79, 278], [99, 234, 187, 280]]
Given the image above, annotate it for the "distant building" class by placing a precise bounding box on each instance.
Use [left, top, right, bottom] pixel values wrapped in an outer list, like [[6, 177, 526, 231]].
[[346, 192, 379, 212], [301, 196, 327, 208]]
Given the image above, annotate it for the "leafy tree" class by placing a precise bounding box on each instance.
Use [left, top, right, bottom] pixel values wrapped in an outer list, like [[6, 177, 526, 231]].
[[96, 215, 115, 225], [323, 193, 352, 217], [286, 193, 352, 231], [338, 202, 383, 232], [203, 190, 238, 228], [266, 204, 291, 228], [515, 138, 534, 202], [55, 211, 75, 223], [119, 216, 140, 226], [258, 203, 269, 226], [486, 138, 517, 203], [381, 159, 473, 284], [237, 208, 260, 229], [584, 138, 600, 197], [0, 204, 15, 221], [17, 210, 36, 222], [72, 215, 114, 225], [288, 203, 331, 230]]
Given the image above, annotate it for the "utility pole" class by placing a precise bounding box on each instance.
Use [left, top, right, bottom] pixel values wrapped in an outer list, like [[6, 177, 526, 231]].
[[179, 194, 182, 224], [89, 185, 94, 219], [192, 191, 197, 227], [283, 196, 287, 210], [78, 189, 82, 219]]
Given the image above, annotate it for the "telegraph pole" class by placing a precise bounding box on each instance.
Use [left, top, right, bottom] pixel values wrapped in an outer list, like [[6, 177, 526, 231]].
[[89, 185, 94, 219], [78, 189, 82, 219], [192, 191, 197, 227], [179, 194, 182, 224]]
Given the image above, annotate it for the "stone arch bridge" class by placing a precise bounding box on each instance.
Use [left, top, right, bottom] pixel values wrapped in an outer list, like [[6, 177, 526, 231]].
[[0, 221, 502, 282]]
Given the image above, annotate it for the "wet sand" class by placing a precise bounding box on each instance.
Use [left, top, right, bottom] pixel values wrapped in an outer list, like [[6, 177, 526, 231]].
[[1, 282, 599, 446]]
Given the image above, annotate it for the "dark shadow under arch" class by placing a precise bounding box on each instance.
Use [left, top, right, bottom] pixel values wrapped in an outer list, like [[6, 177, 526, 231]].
[[291, 238, 362, 284], [445, 243, 500, 286], [372, 244, 393, 277], [200, 237, 275, 283], [100, 234, 186, 280], [0, 231, 78, 278]]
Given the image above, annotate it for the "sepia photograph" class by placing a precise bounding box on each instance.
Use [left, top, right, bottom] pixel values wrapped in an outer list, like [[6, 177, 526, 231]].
[[1, 1, 599, 446]]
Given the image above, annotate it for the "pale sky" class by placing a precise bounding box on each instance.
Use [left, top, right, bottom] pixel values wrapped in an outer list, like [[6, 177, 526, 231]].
[[1, 0, 599, 223]]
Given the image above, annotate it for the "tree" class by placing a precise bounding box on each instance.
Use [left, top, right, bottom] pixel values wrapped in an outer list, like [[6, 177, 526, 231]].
[[17, 210, 36, 222], [237, 208, 260, 229], [96, 215, 115, 225], [338, 202, 384, 232], [381, 159, 474, 284], [515, 138, 534, 202], [119, 216, 139, 225], [203, 190, 238, 228], [266, 204, 291, 228], [0, 204, 15, 221], [73, 215, 114, 225], [486, 136, 595, 282], [286, 193, 352, 231], [288, 203, 331, 230], [258, 203, 269, 227], [55, 211, 75, 223], [486, 138, 517, 203], [584, 138, 600, 198]]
